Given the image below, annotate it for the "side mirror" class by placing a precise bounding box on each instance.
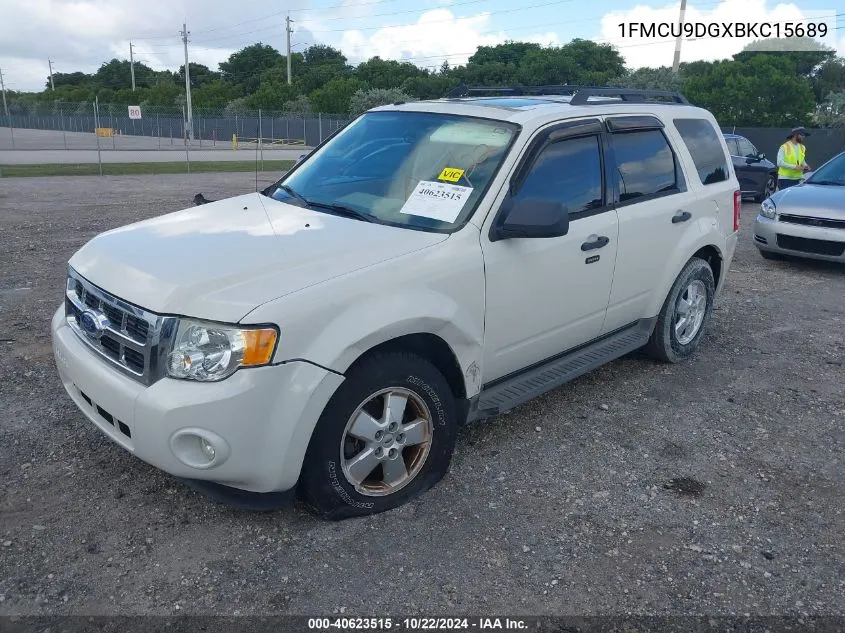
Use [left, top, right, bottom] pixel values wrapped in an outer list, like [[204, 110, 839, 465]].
[[759, 152, 766, 160], [491, 197, 570, 242]]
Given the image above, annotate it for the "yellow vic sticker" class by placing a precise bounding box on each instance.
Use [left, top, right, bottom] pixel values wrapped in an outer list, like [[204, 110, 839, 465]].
[[438, 167, 465, 183]]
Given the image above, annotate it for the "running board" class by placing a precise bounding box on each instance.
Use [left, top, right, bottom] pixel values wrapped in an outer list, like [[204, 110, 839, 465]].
[[469, 318, 656, 421]]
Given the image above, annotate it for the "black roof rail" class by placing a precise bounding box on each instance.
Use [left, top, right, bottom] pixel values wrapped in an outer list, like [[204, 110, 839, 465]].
[[443, 84, 689, 105]]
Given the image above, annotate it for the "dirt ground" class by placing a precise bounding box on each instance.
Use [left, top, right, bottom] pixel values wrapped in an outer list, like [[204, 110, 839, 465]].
[[0, 173, 843, 618]]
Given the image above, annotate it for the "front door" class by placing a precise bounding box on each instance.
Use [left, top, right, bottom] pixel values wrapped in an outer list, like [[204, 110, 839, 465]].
[[481, 121, 619, 383]]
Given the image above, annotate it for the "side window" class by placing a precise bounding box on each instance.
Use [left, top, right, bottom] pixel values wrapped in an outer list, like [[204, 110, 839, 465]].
[[725, 138, 740, 156], [611, 129, 679, 202], [673, 118, 730, 186], [514, 135, 604, 215], [736, 137, 757, 157]]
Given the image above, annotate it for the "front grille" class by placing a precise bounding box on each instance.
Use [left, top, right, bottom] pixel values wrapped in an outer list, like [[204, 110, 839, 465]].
[[65, 267, 177, 386], [779, 214, 845, 230], [776, 234, 845, 257]]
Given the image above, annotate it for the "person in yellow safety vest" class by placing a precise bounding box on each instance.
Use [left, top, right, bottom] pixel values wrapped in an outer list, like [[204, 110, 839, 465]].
[[776, 126, 811, 190]]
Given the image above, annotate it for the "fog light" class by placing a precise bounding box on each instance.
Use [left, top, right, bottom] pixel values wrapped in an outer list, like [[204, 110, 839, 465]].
[[200, 437, 216, 460], [169, 429, 230, 470]]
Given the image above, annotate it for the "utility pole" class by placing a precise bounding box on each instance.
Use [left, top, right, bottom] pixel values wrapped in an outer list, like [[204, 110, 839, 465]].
[[671, 0, 688, 73], [0, 68, 9, 117], [129, 41, 136, 91], [180, 23, 194, 140], [286, 15, 293, 85], [48, 58, 55, 90]]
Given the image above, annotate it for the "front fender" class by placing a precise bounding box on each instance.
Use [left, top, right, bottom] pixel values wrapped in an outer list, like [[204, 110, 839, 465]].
[[242, 231, 487, 397]]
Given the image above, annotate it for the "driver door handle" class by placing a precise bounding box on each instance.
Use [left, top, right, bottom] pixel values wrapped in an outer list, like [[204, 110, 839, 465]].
[[581, 235, 610, 251], [672, 210, 692, 224]]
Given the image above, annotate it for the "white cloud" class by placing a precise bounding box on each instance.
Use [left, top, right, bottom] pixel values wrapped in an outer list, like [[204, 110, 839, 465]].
[[600, 0, 842, 69], [335, 8, 560, 69]]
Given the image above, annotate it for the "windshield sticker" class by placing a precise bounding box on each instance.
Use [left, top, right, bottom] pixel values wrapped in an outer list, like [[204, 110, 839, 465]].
[[437, 167, 465, 183], [399, 180, 474, 223]]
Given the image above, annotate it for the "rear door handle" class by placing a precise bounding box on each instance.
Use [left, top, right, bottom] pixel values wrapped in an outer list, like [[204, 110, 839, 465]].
[[672, 210, 692, 224], [581, 235, 610, 251]]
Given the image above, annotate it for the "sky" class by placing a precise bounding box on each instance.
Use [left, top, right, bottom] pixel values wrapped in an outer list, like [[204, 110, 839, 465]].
[[0, 0, 842, 92]]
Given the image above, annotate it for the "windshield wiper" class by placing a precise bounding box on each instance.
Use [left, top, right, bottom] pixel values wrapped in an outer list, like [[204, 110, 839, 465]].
[[278, 184, 309, 205], [305, 200, 377, 223], [276, 184, 376, 222], [808, 179, 844, 186]]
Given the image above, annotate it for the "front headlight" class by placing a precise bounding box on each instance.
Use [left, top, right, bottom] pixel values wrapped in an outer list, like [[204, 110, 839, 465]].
[[760, 198, 777, 219], [167, 319, 278, 382]]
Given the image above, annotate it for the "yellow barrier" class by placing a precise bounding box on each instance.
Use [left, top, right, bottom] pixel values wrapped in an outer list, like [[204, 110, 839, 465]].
[[95, 127, 114, 137], [232, 134, 238, 150]]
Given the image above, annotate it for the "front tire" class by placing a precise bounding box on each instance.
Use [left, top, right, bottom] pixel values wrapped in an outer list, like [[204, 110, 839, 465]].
[[298, 351, 458, 520], [645, 257, 715, 363], [754, 175, 776, 202]]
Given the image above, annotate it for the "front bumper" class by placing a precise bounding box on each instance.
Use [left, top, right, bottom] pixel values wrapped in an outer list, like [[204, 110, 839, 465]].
[[753, 214, 845, 262], [51, 305, 344, 493]]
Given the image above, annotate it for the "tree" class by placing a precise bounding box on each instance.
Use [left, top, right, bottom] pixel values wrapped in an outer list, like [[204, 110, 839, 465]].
[[309, 78, 366, 114], [174, 63, 219, 88], [355, 57, 424, 89], [93, 58, 155, 90], [557, 39, 626, 85], [684, 55, 815, 126], [401, 75, 458, 100], [468, 41, 542, 66], [302, 44, 348, 69], [619, 66, 684, 92], [50, 71, 92, 89], [349, 87, 414, 116], [282, 95, 311, 115], [192, 80, 242, 109], [219, 43, 284, 92], [734, 38, 836, 76], [813, 91, 845, 127], [244, 81, 300, 110], [812, 57, 845, 102]]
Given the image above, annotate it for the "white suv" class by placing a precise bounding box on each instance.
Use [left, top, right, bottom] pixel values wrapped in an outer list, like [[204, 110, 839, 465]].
[[51, 87, 740, 519]]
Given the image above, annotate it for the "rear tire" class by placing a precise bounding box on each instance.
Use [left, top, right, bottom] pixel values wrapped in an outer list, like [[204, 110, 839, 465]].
[[298, 351, 458, 520], [645, 258, 715, 363]]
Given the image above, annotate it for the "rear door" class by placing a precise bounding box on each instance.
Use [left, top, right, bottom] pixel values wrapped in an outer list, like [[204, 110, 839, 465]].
[[600, 115, 699, 333]]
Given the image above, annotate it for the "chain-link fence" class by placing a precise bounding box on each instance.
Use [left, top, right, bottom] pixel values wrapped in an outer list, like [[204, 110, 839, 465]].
[[0, 102, 352, 150]]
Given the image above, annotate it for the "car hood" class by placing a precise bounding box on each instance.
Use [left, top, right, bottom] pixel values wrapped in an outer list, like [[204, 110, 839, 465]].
[[68, 192, 449, 323], [771, 183, 845, 219]]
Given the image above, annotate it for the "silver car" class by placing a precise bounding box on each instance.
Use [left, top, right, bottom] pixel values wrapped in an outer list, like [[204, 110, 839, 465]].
[[754, 150, 845, 263]]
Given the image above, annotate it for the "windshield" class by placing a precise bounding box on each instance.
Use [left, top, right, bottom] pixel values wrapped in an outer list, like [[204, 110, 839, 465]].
[[267, 110, 520, 231], [806, 152, 845, 185]]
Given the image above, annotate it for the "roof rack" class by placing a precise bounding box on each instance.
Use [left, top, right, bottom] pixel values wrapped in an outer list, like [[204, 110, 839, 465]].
[[443, 84, 689, 105]]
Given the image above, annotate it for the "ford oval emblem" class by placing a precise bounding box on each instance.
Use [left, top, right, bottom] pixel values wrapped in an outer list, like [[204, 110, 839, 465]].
[[79, 310, 109, 339]]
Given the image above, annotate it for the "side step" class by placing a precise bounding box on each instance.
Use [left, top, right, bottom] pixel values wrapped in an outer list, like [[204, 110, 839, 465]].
[[469, 318, 656, 421]]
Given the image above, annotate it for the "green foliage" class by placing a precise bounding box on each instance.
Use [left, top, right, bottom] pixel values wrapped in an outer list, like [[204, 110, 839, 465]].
[[174, 63, 220, 88], [735, 38, 836, 76], [684, 55, 816, 126], [354, 57, 424, 89], [140, 83, 183, 107], [93, 58, 156, 90], [219, 43, 284, 92], [812, 57, 845, 102], [813, 91, 845, 127], [192, 80, 242, 109], [309, 78, 367, 114], [619, 66, 683, 92], [244, 82, 300, 110], [349, 87, 415, 116], [51, 71, 92, 89], [400, 75, 458, 100], [282, 95, 312, 115]]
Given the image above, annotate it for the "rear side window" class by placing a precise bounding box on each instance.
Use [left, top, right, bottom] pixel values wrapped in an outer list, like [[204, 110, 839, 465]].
[[674, 118, 730, 185], [612, 130, 679, 202]]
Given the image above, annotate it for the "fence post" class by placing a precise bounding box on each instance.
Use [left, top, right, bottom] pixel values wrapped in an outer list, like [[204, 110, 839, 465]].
[[259, 108, 264, 169], [94, 99, 103, 176], [183, 104, 190, 173], [60, 108, 67, 150]]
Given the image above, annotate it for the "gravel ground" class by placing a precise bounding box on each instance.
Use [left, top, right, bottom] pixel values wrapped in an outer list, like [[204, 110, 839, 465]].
[[0, 173, 843, 618]]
